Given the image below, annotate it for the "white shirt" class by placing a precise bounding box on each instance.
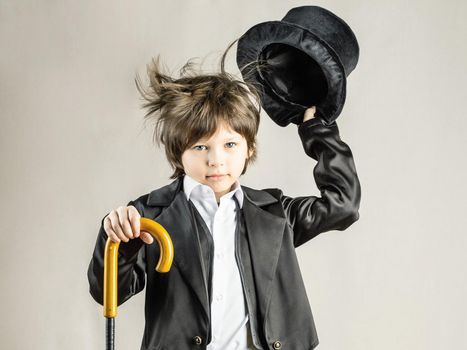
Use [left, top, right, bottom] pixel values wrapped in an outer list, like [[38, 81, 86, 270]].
[[183, 174, 255, 350]]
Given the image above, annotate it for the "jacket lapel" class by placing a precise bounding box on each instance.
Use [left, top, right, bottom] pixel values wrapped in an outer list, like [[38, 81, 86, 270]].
[[240, 186, 287, 321], [146, 177, 210, 322], [145, 176, 287, 326]]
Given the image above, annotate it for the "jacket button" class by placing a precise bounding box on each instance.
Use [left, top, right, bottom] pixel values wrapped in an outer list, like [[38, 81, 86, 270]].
[[273, 340, 282, 349], [192, 336, 203, 345]]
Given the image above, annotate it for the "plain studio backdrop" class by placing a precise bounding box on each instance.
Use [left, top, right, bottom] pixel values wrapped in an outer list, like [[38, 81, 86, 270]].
[[1, 0, 466, 349]]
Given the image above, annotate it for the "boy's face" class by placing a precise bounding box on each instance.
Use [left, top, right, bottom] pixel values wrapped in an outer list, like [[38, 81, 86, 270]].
[[181, 121, 253, 203]]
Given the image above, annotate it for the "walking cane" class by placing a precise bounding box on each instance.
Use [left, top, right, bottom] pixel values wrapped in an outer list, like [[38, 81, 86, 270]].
[[103, 217, 174, 350]]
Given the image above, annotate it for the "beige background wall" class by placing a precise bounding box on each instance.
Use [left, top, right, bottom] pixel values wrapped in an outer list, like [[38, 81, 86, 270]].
[[1, 0, 466, 349]]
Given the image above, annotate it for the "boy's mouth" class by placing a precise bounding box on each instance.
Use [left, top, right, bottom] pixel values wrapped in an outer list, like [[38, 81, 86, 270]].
[[206, 174, 227, 181]]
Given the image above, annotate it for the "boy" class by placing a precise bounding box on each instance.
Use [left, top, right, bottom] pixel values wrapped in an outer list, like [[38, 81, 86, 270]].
[[88, 53, 361, 350]]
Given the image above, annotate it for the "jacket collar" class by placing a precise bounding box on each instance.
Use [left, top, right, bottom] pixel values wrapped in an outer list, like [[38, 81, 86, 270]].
[[146, 175, 278, 208]]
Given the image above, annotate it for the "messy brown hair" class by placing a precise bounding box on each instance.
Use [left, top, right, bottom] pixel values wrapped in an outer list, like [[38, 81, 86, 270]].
[[135, 39, 265, 179]]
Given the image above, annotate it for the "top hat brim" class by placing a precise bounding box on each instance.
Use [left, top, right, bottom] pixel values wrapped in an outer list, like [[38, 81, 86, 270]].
[[237, 20, 346, 126]]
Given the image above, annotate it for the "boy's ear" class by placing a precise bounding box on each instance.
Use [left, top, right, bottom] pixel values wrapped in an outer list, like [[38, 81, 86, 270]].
[[248, 149, 254, 158]]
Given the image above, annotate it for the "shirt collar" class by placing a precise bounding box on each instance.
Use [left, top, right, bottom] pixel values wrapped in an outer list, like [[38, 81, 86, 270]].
[[183, 174, 244, 208]]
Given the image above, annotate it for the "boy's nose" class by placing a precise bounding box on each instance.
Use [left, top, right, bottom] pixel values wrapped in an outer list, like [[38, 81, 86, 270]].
[[208, 158, 224, 167], [207, 150, 225, 167]]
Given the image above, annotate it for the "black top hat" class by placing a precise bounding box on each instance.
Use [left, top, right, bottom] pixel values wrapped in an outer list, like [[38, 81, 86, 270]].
[[236, 5, 359, 126]]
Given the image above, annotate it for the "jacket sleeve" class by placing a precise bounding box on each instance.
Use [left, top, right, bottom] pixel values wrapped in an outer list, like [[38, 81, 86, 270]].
[[87, 199, 147, 306], [281, 116, 361, 247]]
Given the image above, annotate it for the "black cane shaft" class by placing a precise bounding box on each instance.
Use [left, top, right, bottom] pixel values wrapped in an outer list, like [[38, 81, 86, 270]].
[[106, 317, 115, 350]]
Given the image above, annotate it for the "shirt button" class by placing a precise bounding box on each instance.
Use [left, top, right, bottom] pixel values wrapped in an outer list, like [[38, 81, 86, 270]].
[[216, 252, 224, 259], [216, 294, 223, 301]]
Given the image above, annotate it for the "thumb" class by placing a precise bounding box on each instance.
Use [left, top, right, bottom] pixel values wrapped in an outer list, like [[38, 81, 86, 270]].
[[140, 231, 154, 245]]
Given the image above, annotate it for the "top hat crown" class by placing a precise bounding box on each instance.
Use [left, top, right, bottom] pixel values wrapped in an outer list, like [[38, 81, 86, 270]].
[[236, 6, 360, 126]]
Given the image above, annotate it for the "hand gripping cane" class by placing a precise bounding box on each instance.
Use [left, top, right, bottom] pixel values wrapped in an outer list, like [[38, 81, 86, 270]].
[[103, 217, 174, 350]]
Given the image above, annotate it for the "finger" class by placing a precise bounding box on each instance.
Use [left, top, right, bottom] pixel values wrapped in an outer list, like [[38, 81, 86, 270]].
[[128, 206, 141, 238], [103, 216, 120, 243], [142, 231, 154, 244], [140, 231, 154, 245], [108, 210, 128, 242], [117, 206, 134, 240]]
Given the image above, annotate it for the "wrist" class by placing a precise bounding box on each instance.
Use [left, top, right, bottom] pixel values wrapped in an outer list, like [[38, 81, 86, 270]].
[[299, 116, 322, 128], [303, 115, 316, 123], [303, 106, 317, 122]]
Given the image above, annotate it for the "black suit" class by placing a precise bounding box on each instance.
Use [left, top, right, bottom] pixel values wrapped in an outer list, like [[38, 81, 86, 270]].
[[87, 117, 361, 350]]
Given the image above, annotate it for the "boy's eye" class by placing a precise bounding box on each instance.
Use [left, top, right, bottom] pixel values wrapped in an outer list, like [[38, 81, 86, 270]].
[[193, 142, 237, 150]]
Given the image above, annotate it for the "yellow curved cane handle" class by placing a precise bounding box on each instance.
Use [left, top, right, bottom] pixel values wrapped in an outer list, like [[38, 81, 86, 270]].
[[103, 217, 174, 318]]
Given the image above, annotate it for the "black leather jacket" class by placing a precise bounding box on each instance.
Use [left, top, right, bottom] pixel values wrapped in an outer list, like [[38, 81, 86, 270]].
[[87, 116, 361, 350]]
